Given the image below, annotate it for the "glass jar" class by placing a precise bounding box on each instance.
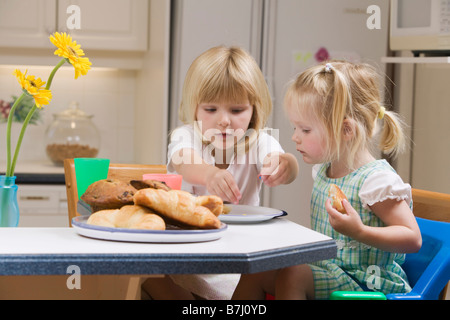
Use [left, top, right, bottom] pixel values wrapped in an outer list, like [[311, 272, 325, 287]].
[[45, 102, 100, 166]]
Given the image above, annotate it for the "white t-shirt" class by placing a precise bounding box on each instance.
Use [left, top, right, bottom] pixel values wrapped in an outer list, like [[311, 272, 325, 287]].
[[167, 124, 285, 206], [167, 124, 285, 300]]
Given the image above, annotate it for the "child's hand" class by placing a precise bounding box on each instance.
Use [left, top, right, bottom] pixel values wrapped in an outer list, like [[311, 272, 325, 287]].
[[325, 198, 364, 238], [259, 153, 297, 187], [205, 167, 241, 204]]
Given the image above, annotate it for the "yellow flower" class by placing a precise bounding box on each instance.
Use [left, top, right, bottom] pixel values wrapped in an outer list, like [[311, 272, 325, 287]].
[[49, 32, 92, 79], [13, 69, 52, 109]]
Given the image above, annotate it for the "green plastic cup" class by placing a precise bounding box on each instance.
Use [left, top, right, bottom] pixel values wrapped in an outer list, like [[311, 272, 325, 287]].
[[74, 158, 110, 199]]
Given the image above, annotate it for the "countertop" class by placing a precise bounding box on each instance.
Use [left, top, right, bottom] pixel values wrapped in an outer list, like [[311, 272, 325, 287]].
[[0, 160, 65, 184]]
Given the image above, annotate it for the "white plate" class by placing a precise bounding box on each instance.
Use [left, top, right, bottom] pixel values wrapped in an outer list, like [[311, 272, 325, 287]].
[[72, 216, 227, 243], [219, 204, 287, 223]]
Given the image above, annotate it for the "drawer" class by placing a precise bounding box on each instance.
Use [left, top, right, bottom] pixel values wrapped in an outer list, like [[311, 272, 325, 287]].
[[17, 185, 67, 216]]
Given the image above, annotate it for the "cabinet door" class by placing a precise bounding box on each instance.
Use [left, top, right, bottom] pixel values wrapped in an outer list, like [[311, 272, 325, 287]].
[[57, 0, 148, 51], [0, 0, 56, 48]]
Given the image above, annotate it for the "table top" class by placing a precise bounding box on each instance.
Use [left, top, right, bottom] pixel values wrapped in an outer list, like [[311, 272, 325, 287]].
[[0, 218, 336, 276]]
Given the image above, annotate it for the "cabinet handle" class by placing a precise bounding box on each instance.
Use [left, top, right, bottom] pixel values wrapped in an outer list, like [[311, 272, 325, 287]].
[[20, 196, 50, 201]]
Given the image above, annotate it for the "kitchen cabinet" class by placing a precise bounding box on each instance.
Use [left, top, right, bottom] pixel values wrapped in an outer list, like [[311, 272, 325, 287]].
[[18, 184, 69, 227], [0, 0, 148, 51], [0, 0, 56, 48]]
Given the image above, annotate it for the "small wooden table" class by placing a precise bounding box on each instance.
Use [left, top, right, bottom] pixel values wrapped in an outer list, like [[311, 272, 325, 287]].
[[0, 218, 336, 299]]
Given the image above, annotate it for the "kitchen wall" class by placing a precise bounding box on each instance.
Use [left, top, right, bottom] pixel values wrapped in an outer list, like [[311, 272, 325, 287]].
[[0, 60, 137, 165], [394, 54, 450, 194], [0, 0, 171, 169]]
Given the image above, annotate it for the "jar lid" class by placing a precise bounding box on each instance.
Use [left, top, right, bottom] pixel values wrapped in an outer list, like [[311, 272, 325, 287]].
[[54, 101, 93, 119]]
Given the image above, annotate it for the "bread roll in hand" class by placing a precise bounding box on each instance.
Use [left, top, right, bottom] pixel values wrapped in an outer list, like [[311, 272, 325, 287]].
[[134, 189, 222, 229], [328, 184, 348, 214], [87, 205, 166, 230]]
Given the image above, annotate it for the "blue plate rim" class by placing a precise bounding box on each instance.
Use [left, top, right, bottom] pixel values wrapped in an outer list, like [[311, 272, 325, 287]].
[[72, 216, 227, 235]]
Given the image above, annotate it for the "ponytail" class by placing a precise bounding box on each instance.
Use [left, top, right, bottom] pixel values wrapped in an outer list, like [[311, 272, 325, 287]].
[[378, 109, 406, 158], [327, 64, 351, 159]]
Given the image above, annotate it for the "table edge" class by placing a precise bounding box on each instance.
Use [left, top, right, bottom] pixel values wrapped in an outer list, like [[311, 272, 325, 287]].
[[0, 240, 337, 276]]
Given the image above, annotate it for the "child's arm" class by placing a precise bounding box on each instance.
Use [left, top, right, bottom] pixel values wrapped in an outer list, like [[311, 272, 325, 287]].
[[325, 198, 422, 253], [170, 148, 241, 204], [259, 152, 299, 187]]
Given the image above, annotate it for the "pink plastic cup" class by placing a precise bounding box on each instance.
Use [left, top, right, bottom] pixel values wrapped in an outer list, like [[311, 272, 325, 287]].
[[142, 174, 183, 190]]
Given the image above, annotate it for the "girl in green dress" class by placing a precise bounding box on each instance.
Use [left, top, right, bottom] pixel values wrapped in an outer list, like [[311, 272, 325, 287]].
[[232, 61, 422, 300]]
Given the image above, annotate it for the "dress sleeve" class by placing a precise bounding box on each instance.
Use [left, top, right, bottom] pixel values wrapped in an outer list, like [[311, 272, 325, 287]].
[[359, 170, 412, 209]]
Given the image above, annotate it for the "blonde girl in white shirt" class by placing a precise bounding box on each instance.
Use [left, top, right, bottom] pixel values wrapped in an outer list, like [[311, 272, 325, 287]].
[[142, 45, 298, 300]]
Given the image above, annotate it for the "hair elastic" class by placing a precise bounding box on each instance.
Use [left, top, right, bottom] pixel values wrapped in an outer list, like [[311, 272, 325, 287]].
[[324, 63, 333, 73], [378, 106, 386, 119]]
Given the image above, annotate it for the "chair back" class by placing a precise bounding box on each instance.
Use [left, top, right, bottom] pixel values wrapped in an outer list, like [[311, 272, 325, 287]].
[[387, 188, 450, 300], [411, 189, 450, 222], [63, 158, 166, 226]]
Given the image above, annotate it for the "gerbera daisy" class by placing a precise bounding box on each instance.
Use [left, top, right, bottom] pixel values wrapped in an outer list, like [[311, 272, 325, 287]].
[[13, 69, 52, 109], [49, 32, 92, 79]]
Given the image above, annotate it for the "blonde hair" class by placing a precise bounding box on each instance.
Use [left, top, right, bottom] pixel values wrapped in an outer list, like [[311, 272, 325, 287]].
[[284, 60, 406, 170], [179, 46, 272, 133]]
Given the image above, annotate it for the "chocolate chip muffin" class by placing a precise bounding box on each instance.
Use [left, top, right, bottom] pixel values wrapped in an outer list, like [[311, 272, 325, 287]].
[[81, 179, 137, 212]]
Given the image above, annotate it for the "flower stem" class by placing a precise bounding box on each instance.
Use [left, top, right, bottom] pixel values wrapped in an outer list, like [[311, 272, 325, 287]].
[[46, 58, 66, 90], [9, 104, 37, 176], [5, 93, 26, 177], [7, 58, 66, 177]]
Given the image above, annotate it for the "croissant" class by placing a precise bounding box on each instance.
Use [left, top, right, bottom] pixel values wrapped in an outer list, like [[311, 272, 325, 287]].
[[133, 189, 222, 229], [195, 195, 223, 217], [328, 184, 348, 214], [87, 205, 166, 230]]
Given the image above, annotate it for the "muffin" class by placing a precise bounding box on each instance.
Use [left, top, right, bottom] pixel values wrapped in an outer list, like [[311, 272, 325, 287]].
[[81, 179, 137, 212]]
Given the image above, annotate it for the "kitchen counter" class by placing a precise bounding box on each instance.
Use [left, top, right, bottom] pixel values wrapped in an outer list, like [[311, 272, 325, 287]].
[[0, 160, 65, 184]]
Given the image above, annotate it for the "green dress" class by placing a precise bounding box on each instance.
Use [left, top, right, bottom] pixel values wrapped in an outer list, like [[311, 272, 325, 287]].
[[309, 160, 412, 299]]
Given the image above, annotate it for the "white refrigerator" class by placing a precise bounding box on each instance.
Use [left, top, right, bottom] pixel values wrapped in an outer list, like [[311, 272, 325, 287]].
[[168, 0, 390, 227]]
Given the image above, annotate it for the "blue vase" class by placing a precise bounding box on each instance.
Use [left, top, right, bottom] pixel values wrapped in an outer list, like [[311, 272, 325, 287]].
[[0, 176, 19, 227]]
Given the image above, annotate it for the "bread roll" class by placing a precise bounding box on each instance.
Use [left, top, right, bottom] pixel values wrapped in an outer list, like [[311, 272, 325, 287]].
[[328, 184, 348, 214], [133, 189, 222, 229], [87, 205, 166, 230]]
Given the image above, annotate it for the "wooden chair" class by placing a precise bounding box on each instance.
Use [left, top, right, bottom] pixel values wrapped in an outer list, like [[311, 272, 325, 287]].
[[412, 188, 450, 223], [63, 158, 166, 226], [62, 158, 166, 300]]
